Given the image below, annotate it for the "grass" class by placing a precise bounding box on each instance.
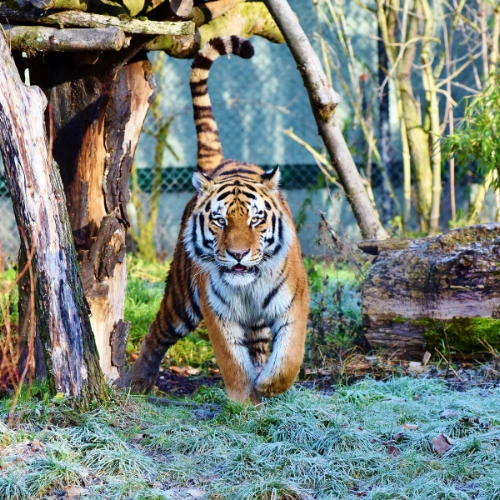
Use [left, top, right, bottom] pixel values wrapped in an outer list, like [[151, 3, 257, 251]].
[[125, 257, 216, 369], [1, 377, 500, 499]]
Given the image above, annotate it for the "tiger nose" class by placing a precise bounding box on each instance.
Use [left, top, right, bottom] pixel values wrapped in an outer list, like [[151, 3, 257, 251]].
[[227, 249, 250, 261]]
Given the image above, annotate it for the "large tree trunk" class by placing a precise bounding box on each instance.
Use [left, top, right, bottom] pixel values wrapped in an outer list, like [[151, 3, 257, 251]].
[[29, 51, 156, 382], [0, 32, 107, 408], [360, 224, 500, 360]]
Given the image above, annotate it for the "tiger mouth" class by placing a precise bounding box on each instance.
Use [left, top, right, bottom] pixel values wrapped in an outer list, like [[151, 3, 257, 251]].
[[226, 264, 256, 274]]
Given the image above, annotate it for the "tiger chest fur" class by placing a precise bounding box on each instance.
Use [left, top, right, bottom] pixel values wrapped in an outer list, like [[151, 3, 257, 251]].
[[126, 36, 310, 403]]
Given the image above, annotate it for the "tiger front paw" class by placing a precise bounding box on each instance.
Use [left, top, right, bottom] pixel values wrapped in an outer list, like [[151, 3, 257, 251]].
[[254, 370, 292, 398]]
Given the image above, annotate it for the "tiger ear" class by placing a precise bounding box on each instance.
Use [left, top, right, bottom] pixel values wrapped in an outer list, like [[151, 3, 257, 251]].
[[262, 166, 280, 190], [192, 169, 213, 193]]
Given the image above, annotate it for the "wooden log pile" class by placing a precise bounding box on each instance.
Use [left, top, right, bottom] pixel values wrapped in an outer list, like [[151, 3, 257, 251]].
[[0, 0, 283, 55], [360, 224, 500, 360]]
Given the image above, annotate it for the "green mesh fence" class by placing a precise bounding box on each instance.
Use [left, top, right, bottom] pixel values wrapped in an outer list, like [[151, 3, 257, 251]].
[[0, 164, 323, 258], [133, 164, 322, 193]]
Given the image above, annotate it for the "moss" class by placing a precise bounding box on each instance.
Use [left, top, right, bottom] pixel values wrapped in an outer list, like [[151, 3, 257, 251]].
[[414, 317, 500, 352], [392, 315, 407, 324]]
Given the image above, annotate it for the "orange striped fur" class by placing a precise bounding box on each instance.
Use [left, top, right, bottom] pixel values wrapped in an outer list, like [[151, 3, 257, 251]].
[[126, 37, 310, 402]]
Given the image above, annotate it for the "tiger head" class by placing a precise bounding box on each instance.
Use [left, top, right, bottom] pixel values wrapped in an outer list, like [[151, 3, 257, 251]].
[[184, 163, 293, 287]]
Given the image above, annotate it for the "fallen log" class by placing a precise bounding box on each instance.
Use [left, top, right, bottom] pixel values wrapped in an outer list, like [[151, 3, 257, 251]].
[[2, 25, 127, 51], [361, 224, 500, 359]]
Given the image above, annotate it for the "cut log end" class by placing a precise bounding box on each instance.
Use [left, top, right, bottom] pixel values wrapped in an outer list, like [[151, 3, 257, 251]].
[[362, 224, 500, 359]]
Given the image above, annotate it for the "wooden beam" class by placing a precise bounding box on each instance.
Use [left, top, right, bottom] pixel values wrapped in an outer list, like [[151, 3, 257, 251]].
[[2, 25, 127, 51], [0, 5, 195, 35]]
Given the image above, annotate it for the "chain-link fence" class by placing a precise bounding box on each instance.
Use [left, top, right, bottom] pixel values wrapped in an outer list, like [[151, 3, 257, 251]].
[[1, 0, 497, 260]]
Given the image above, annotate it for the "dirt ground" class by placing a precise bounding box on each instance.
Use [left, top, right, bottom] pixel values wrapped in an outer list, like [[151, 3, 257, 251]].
[[154, 354, 500, 397]]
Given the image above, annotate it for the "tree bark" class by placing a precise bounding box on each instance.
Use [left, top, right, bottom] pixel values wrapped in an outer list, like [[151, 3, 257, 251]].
[[0, 5, 195, 35], [264, 0, 388, 241], [360, 224, 500, 359], [0, 32, 107, 408], [2, 25, 127, 52], [29, 51, 156, 382], [377, 24, 393, 226]]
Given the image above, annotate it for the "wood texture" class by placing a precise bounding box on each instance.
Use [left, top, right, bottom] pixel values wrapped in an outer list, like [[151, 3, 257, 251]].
[[0, 5, 195, 35], [361, 224, 500, 359], [2, 25, 126, 51], [29, 52, 156, 382], [0, 31, 107, 407]]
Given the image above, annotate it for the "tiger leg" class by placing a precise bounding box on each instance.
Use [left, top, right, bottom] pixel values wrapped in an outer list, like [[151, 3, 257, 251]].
[[247, 326, 271, 371], [202, 305, 259, 403], [126, 257, 202, 393], [254, 286, 309, 397]]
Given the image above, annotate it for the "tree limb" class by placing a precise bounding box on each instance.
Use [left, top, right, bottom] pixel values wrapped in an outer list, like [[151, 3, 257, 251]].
[[2, 25, 127, 51], [263, 0, 388, 241]]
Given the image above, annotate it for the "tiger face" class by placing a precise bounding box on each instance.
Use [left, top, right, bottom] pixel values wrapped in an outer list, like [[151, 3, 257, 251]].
[[185, 164, 293, 287]]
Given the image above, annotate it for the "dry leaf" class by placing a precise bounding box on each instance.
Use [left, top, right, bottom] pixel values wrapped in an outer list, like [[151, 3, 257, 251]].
[[403, 423, 419, 430], [408, 361, 426, 374], [432, 434, 453, 456], [170, 366, 201, 376], [387, 445, 401, 457], [64, 485, 89, 498], [422, 351, 431, 365]]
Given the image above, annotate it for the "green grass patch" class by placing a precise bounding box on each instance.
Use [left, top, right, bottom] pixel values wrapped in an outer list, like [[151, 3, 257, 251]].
[[125, 257, 214, 368], [1, 377, 500, 499]]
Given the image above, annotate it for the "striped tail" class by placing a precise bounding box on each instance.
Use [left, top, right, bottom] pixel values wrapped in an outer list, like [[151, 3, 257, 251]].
[[190, 36, 254, 174]]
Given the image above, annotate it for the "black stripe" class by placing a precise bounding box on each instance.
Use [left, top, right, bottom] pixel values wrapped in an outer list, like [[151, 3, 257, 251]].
[[263, 272, 289, 309], [248, 337, 269, 344], [242, 183, 257, 192], [192, 54, 213, 71], [198, 214, 211, 249], [217, 190, 233, 201], [283, 282, 300, 314], [240, 190, 256, 199], [205, 201, 211, 212], [173, 260, 196, 332], [265, 201, 272, 210], [231, 36, 241, 55], [272, 321, 294, 344], [220, 168, 257, 177], [186, 267, 203, 320], [271, 213, 276, 234], [196, 122, 217, 133], [210, 278, 228, 306], [191, 77, 208, 87], [210, 37, 228, 56], [278, 216, 284, 242], [211, 160, 240, 175]]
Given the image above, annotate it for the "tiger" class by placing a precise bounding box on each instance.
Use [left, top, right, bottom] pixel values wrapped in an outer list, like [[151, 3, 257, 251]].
[[126, 35, 310, 403]]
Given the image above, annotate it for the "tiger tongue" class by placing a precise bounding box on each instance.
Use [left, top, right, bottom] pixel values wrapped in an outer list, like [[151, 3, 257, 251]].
[[232, 264, 247, 272]]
